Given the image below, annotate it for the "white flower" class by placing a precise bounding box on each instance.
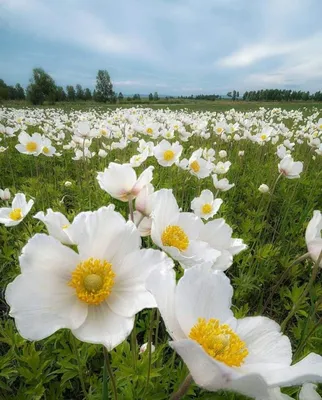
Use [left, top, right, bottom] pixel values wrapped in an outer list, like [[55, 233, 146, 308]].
[[34, 209, 74, 245], [259, 184, 270, 193], [151, 189, 220, 268], [15, 132, 43, 156], [218, 150, 227, 159], [97, 163, 154, 202], [130, 152, 148, 167], [139, 342, 156, 354], [41, 137, 56, 157], [153, 140, 183, 167], [305, 210, 322, 267], [98, 149, 108, 158], [213, 161, 231, 175], [212, 174, 235, 192], [198, 218, 247, 270], [278, 156, 303, 179], [299, 383, 321, 400], [238, 151, 244, 156], [0, 193, 34, 227], [276, 145, 290, 160], [0, 146, 7, 152], [0, 188, 11, 201], [133, 184, 154, 237], [74, 121, 97, 138], [202, 148, 216, 162], [6, 206, 173, 349], [64, 181, 72, 187], [191, 190, 223, 220], [147, 266, 322, 400], [180, 149, 213, 179]]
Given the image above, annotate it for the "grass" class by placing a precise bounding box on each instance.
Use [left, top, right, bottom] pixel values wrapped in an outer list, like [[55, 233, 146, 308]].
[[0, 103, 322, 399]]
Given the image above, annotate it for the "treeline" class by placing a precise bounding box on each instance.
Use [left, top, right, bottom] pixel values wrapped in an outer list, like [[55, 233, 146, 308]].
[[179, 94, 221, 101], [0, 80, 26, 101], [243, 89, 322, 102]]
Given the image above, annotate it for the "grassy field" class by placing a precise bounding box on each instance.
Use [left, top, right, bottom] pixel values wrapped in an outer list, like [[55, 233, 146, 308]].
[[0, 103, 322, 399]]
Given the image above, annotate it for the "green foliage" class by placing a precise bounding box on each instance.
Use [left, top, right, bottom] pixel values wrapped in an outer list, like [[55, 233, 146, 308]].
[[27, 68, 56, 105], [94, 70, 114, 103]]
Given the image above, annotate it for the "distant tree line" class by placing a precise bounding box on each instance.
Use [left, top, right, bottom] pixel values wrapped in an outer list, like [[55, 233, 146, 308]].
[[243, 89, 322, 102], [0, 79, 25, 100], [179, 94, 222, 101]]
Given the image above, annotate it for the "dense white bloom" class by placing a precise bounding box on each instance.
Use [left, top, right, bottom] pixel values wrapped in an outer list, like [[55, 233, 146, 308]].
[[0, 193, 34, 227], [34, 209, 74, 245], [41, 137, 56, 157], [97, 163, 154, 202], [278, 156, 303, 179], [151, 189, 220, 268], [259, 184, 270, 193], [212, 174, 235, 192], [74, 121, 97, 138], [299, 383, 321, 400], [6, 206, 173, 349], [147, 266, 322, 400], [213, 161, 231, 175], [198, 218, 247, 270], [179, 149, 213, 179], [218, 150, 227, 158], [153, 140, 183, 167], [191, 190, 223, 220], [305, 210, 322, 267], [15, 132, 42, 156], [0, 188, 10, 201]]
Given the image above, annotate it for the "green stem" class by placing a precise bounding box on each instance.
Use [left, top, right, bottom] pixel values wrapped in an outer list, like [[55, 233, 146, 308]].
[[281, 250, 322, 332], [70, 334, 88, 400], [130, 323, 137, 369], [128, 196, 134, 222], [261, 252, 310, 313], [102, 354, 108, 400], [103, 347, 118, 400], [144, 309, 156, 395], [170, 374, 193, 400]]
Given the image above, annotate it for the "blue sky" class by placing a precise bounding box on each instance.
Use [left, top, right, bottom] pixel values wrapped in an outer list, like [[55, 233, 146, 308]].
[[1, 0, 322, 95]]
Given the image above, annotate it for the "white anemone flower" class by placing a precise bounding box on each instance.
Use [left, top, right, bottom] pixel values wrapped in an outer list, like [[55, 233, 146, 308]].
[[198, 218, 247, 271], [213, 161, 232, 175], [97, 163, 154, 202], [0, 188, 11, 201], [133, 184, 154, 237], [130, 151, 149, 167], [98, 149, 108, 158], [41, 137, 56, 157], [15, 132, 43, 156], [153, 139, 183, 167], [299, 383, 321, 400], [278, 156, 303, 179], [305, 210, 322, 267], [34, 209, 74, 245], [0, 193, 34, 227], [258, 184, 270, 193], [191, 190, 223, 220], [6, 206, 173, 349], [151, 189, 220, 268], [147, 266, 322, 400], [212, 174, 235, 192], [276, 145, 290, 160], [180, 149, 213, 179]]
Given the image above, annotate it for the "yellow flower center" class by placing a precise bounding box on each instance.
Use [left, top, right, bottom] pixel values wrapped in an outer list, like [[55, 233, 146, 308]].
[[161, 225, 189, 251], [174, 125, 179, 130], [319, 124, 322, 130], [69, 258, 115, 305], [202, 203, 213, 214], [190, 160, 200, 173], [261, 134, 267, 140], [146, 127, 153, 134], [163, 149, 175, 161], [216, 127, 223, 133], [9, 208, 23, 221], [62, 224, 69, 229], [100, 129, 107, 135], [43, 146, 50, 154], [189, 318, 248, 367], [26, 141, 37, 152]]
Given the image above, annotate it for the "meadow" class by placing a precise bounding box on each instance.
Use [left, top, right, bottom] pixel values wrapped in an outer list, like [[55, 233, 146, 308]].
[[0, 102, 322, 400]]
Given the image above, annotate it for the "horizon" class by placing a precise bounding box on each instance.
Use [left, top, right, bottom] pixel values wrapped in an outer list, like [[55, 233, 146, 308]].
[[1, 0, 322, 95]]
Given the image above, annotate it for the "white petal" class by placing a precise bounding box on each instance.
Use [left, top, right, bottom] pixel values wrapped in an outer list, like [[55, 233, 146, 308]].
[[72, 302, 134, 350], [175, 266, 234, 336], [299, 383, 321, 400], [146, 268, 186, 340], [5, 271, 87, 340], [132, 166, 154, 195]]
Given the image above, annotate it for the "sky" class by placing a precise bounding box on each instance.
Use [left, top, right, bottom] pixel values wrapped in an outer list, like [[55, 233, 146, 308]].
[[1, 0, 322, 95]]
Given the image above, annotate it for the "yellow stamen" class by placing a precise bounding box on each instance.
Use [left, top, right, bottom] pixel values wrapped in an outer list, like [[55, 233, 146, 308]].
[[161, 225, 189, 251], [202, 203, 213, 214], [26, 141, 37, 152], [146, 127, 153, 134], [216, 127, 223, 134], [163, 149, 175, 161], [69, 258, 115, 305], [43, 146, 50, 154], [189, 318, 248, 367], [260, 134, 267, 140], [319, 124, 322, 130], [9, 208, 23, 221], [62, 224, 69, 229], [190, 160, 200, 173]]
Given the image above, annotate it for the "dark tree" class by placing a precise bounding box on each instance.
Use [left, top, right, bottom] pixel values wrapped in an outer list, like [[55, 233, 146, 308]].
[[75, 84, 84, 100], [66, 85, 76, 101], [95, 70, 114, 102], [84, 88, 92, 101]]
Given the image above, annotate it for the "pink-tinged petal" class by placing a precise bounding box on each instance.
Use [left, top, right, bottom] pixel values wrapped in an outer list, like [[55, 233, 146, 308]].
[[132, 166, 154, 195]]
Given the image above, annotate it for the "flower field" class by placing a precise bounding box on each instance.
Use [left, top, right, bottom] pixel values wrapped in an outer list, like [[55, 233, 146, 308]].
[[0, 104, 322, 400]]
